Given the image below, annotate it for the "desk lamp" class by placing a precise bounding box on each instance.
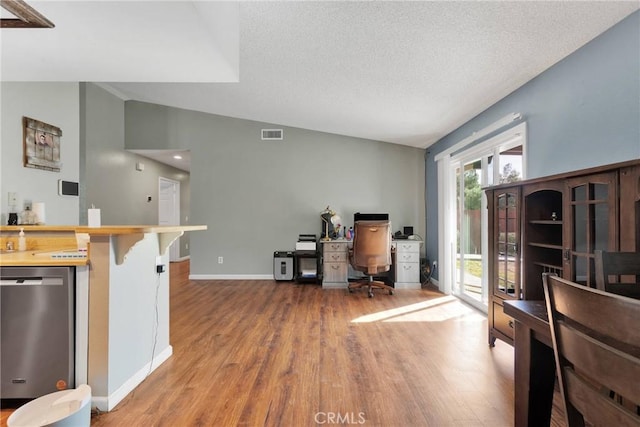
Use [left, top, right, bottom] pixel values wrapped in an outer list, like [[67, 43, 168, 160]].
[[320, 206, 341, 241]]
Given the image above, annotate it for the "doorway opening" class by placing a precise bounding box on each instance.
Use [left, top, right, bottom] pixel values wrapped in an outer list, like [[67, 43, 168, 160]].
[[159, 177, 181, 262]]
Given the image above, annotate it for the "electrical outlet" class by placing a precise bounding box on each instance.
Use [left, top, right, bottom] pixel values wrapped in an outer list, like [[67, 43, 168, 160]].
[[433, 261, 437, 269], [218, 256, 223, 264], [185, 243, 189, 250]]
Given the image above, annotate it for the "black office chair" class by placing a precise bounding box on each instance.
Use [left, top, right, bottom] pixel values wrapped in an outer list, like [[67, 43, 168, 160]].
[[348, 220, 394, 298]]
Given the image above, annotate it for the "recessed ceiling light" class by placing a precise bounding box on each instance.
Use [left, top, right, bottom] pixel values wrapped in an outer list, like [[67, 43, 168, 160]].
[[173, 155, 182, 160]]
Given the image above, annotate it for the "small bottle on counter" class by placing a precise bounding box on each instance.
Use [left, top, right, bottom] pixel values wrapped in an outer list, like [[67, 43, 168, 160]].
[[18, 228, 26, 251]]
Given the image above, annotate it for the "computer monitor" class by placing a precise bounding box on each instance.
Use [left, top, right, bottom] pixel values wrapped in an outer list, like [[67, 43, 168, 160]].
[[354, 212, 389, 222]]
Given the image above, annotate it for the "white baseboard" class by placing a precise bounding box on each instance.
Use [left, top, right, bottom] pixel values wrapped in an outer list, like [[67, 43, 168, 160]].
[[430, 277, 442, 292], [189, 274, 274, 280], [394, 282, 421, 289], [171, 255, 190, 262], [91, 345, 173, 412]]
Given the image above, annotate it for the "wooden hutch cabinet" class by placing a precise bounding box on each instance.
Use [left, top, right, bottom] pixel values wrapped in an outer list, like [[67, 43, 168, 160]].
[[487, 159, 640, 346]]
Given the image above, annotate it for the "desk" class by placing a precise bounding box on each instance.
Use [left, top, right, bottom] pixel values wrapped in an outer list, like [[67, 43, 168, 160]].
[[319, 239, 423, 289], [503, 300, 555, 427]]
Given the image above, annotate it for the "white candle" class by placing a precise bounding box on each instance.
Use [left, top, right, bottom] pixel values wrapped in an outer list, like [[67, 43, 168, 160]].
[[32, 202, 46, 225], [88, 208, 101, 227]]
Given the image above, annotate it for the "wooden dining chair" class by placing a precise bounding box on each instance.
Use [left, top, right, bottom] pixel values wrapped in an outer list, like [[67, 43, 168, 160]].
[[594, 250, 640, 299], [543, 273, 640, 427]]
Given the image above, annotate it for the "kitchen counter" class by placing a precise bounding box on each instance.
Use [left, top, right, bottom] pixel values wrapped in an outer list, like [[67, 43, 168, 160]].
[[0, 224, 207, 410], [0, 225, 207, 266], [1, 225, 206, 234]]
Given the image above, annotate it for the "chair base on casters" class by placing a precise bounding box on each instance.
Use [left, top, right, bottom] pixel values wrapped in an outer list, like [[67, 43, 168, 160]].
[[348, 276, 394, 298]]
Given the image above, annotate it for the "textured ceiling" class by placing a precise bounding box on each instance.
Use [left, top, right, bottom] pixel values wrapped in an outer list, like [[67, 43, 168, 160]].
[[2, 1, 638, 171]]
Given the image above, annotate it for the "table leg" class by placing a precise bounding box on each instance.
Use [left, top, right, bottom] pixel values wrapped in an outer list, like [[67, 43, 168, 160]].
[[513, 322, 556, 427]]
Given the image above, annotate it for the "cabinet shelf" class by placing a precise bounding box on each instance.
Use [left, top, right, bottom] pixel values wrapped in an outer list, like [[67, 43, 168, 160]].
[[529, 220, 563, 225], [528, 242, 563, 250], [532, 261, 563, 271], [570, 199, 608, 205]]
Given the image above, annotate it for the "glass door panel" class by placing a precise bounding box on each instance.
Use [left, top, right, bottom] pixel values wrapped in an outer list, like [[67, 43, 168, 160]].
[[573, 204, 587, 253], [495, 191, 520, 298], [455, 166, 462, 295], [566, 172, 617, 287], [594, 203, 609, 251], [455, 159, 485, 304]]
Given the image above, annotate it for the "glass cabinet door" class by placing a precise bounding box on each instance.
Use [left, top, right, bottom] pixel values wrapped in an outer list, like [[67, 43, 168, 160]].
[[494, 188, 521, 299], [564, 172, 618, 287]]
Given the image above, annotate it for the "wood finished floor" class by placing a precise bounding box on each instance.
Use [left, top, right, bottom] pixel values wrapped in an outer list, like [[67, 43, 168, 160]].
[[2, 261, 566, 426]]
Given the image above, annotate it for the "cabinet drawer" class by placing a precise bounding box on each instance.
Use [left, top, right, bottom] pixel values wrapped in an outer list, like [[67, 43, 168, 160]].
[[396, 262, 420, 283], [324, 263, 348, 283], [396, 252, 419, 263], [324, 252, 347, 263], [492, 301, 514, 340], [324, 243, 348, 253], [396, 242, 420, 253]]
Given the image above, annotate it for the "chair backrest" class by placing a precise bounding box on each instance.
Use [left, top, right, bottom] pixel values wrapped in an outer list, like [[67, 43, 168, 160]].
[[351, 220, 392, 275], [542, 273, 640, 427], [594, 250, 640, 299]]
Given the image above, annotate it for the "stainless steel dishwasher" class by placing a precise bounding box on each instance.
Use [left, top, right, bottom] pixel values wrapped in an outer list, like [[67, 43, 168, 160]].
[[1, 266, 75, 399]]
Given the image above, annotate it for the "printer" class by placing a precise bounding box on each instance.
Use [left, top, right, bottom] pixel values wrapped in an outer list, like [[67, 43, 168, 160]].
[[295, 234, 317, 251]]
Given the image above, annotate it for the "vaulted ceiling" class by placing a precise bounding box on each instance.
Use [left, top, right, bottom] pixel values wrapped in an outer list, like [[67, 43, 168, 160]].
[[2, 1, 638, 169]]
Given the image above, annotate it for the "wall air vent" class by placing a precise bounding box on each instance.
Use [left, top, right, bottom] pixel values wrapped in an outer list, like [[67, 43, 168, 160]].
[[261, 129, 283, 140]]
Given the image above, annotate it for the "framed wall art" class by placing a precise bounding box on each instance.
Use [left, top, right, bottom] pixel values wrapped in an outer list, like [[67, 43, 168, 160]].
[[23, 116, 62, 172]]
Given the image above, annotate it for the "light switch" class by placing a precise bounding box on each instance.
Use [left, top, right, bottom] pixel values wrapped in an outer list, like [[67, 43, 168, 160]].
[[8, 192, 17, 205]]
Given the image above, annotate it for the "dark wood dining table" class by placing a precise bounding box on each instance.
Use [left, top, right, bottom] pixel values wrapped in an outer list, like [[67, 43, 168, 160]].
[[502, 300, 556, 427]]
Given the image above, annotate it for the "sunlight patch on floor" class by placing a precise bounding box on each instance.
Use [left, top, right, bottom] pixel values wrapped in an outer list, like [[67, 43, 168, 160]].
[[351, 296, 485, 323]]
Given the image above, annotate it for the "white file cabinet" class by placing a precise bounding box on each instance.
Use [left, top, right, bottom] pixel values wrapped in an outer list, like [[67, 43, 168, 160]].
[[321, 240, 349, 288], [394, 240, 422, 289]]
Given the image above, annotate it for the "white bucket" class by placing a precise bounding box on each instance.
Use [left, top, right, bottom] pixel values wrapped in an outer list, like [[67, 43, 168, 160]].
[[7, 385, 91, 427]]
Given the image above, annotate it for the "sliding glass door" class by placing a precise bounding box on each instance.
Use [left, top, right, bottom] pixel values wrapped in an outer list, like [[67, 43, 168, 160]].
[[454, 157, 488, 307], [447, 126, 525, 311]]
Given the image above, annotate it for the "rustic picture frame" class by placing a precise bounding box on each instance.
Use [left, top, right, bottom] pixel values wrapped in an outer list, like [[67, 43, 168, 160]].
[[23, 116, 62, 172]]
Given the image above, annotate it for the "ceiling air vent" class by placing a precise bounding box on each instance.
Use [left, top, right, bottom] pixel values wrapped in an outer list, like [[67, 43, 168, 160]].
[[261, 129, 283, 140]]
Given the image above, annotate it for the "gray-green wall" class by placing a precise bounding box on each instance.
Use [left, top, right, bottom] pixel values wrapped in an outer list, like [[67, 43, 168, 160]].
[[1, 82, 80, 225], [124, 101, 426, 278], [81, 83, 192, 258]]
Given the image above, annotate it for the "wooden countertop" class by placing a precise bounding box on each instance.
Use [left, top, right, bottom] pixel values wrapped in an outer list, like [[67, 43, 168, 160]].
[[0, 249, 89, 266], [0, 224, 207, 266], [0, 225, 207, 234]]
